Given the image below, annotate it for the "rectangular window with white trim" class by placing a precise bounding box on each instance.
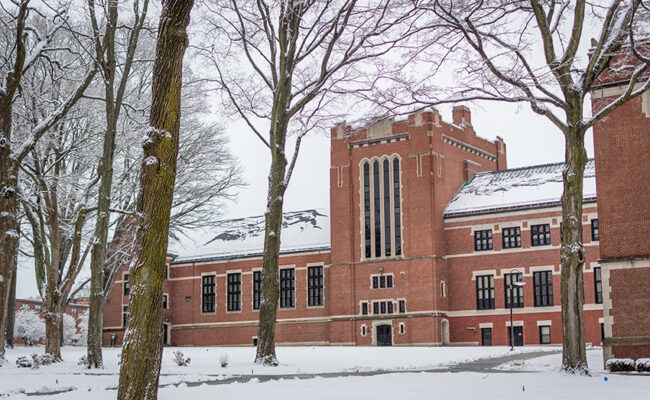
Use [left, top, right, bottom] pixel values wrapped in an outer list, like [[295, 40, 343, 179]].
[[474, 230, 493, 251], [531, 224, 551, 246], [533, 271, 553, 307], [476, 275, 495, 310]]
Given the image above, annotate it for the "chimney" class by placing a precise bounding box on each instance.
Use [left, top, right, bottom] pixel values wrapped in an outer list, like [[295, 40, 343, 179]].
[[452, 105, 471, 127]]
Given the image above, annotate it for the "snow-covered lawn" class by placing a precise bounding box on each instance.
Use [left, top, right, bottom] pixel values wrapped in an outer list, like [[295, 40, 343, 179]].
[[1, 346, 648, 399]]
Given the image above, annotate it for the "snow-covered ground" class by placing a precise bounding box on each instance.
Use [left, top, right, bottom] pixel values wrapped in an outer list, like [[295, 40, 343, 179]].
[[1, 346, 648, 399]]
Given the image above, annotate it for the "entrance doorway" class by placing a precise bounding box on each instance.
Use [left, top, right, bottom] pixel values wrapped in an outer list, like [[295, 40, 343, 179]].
[[508, 326, 524, 346], [376, 324, 392, 346]]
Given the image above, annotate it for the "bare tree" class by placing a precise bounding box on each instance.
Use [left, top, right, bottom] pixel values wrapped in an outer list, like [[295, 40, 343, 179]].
[[199, 0, 420, 366], [0, 0, 95, 362], [20, 108, 102, 360], [85, 0, 150, 370], [413, 0, 650, 373], [117, 0, 195, 397]]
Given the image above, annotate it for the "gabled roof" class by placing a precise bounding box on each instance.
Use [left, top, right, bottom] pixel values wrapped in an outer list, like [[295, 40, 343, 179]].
[[169, 208, 331, 264], [444, 160, 597, 218]]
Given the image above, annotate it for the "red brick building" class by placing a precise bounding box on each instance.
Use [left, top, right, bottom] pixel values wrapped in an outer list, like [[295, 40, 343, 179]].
[[592, 47, 650, 363], [103, 105, 607, 348]]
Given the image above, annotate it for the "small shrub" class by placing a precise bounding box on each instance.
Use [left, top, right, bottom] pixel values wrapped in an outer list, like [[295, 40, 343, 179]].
[[606, 358, 635, 372], [16, 356, 33, 368], [173, 350, 191, 366], [78, 355, 89, 367], [636, 358, 650, 372], [39, 354, 57, 366], [219, 353, 229, 368]]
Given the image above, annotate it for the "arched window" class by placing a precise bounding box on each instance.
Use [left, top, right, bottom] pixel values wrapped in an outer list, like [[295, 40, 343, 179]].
[[363, 162, 371, 258], [361, 156, 402, 259], [373, 160, 381, 257]]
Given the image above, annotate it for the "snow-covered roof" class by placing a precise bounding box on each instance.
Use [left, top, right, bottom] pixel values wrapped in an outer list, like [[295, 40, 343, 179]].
[[444, 160, 597, 218], [169, 208, 331, 264]]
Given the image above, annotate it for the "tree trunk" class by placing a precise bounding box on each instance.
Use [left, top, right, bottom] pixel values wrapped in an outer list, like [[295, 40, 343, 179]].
[[44, 302, 62, 360], [6, 223, 18, 349], [117, 0, 193, 398], [560, 125, 589, 374], [255, 107, 290, 365], [87, 115, 118, 369], [0, 100, 19, 363]]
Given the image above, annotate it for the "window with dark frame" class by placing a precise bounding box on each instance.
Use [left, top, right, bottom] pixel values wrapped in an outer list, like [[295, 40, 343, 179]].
[[533, 271, 554, 307], [280, 268, 295, 308], [361, 302, 368, 315], [202, 275, 216, 313], [476, 275, 495, 310], [594, 267, 603, 304], [531, 224, 551, 246], [591, 219, 599, 241], [162, 294, 168, 309], [372, 274, 393, 289], [504, 273, 524, 308], [502, 227, 521, 248], [373, 302, 379, 315], [361, 158, 402, 259], [387, 301, 394, 314], [474, 230, 493, 251], [399, 299, 405, 313], [123, 273, 130, 296], [164, 264, 168, 279], [363, 162, 371, 258], [399, 324, 405, 334], [372, 300, 394, 315], [123, 305, 128, 326], [308, 266, 324, 306], [227, 273, 241, 311], [539, 325, 551, 344], [253, 271, 262, 310]]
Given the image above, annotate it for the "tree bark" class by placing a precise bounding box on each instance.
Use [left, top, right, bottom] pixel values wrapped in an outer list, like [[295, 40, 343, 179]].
[[117, 0, 193, 398], [0, 109, 20, 363], [255, 116, 289, 365], [560, 124, 589, 374], [44, 300, 63, 360], [6, 219, 18, 349], [6, 252, 18, 349]]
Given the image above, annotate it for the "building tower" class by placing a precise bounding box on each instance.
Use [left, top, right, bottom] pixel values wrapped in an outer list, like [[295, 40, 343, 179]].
[[592, 48, 650, 364], [329, 107, 506, 345]]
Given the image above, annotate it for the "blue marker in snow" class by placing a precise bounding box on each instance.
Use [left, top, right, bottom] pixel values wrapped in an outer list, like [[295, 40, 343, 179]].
[[522, 385, 525, 392], [604, 377, 608, 382], [56, 379, 58, 384]]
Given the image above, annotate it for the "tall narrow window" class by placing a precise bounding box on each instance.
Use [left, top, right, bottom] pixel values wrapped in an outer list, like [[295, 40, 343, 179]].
[[393, 158, 401, 256], [227, 273, 241, 311], [123, 273, 130, 296], [594, 267, 603, 304], [383, 159, 391, 256], [123, 306, 128, 327], [280, 268, 295, 308], [361, 302, 368, 315], [591, 219, 599, 241], [504, 273, 524, 308], [533, 271, 553, 306], [476, 275, 495, 310], [363, 162, 371, 258], [373, 160, 381, 257], [202, 275, 216, 313], [162, 294, 168, 309], [253, 271, 262, 310], [308, 266, 324, 306], [361, 157, 402, 259], [539, 326, 551, 344]]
